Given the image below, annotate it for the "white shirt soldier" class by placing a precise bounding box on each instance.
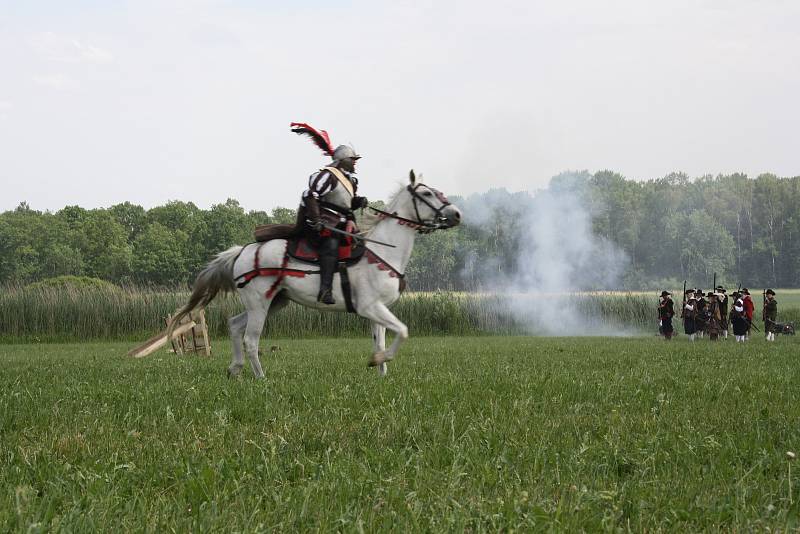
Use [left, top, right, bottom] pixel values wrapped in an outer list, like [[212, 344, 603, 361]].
[[291, 123, 368, 304]]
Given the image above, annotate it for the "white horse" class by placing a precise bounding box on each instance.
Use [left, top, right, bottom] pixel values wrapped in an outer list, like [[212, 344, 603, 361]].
[[170, 170, 461, 378]]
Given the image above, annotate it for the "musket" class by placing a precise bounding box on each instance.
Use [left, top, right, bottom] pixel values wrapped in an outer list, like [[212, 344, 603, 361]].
[[712, 272, 717, 292], [320, 223, 396, 248]]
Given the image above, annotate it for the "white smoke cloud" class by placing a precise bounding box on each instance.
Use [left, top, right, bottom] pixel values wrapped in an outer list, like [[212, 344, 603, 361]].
[[460, 173, 631, 335]]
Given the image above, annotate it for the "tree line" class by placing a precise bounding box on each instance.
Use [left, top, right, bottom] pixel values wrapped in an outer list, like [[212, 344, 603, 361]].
[[1, 171, 798, 290]]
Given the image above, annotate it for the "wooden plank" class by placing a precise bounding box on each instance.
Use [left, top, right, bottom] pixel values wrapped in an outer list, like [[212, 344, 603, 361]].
[[199, 310, 211, 356], [128, 321, 196, 358], [190, 310, 199, 354]]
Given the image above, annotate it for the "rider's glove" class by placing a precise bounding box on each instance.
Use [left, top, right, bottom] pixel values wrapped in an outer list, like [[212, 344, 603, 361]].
[[351, 196, 369, 209]]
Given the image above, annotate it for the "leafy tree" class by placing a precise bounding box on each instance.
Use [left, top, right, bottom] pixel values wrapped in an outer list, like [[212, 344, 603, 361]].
[[61, 209, 132, 281], [672, 210, 736, 283], [132, 223, 190, 286], [270, 207, 297, 225], [109, 202, 147, 242]]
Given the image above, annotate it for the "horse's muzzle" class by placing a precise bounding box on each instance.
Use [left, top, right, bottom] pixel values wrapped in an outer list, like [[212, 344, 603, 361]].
[[442, 205, 462, 228]]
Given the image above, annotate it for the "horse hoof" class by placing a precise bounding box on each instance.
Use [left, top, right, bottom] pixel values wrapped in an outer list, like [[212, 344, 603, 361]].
[[227, 368, 242, 379], [368, 352, 387, 367]]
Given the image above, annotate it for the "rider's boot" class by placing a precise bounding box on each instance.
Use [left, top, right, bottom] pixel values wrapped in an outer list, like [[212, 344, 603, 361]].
[[317, 237, 338, 305]]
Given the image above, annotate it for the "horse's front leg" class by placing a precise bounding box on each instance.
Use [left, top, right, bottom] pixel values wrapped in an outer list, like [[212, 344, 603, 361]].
[[371, 322, 388, 376], [361, 304, 408, 368]]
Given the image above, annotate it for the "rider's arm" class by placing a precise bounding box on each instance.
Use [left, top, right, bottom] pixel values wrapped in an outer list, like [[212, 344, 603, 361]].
[[307, 170, 336, 200]]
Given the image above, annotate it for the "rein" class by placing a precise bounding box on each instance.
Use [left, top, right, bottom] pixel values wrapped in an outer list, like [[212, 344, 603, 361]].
[[362, 183, 453, 278], [367, 183, 452, 234]]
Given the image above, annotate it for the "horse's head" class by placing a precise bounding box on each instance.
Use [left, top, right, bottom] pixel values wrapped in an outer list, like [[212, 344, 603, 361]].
[[401, 170, 461, 230]]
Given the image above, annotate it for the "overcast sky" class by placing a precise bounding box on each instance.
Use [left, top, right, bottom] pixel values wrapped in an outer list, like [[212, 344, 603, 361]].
[[1, 0, 798, 213]]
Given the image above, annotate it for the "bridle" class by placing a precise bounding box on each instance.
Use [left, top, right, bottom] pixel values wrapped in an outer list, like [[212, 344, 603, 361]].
[[368, 183, 452, 234]]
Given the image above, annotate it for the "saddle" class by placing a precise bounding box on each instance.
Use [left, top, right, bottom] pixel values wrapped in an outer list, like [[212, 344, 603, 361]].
[[254, 224, 296, 242], [252, 223, 365, 264], [287, 237, 366, 264]]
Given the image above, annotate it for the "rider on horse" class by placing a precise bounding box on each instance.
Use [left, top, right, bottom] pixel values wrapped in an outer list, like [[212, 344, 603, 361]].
[[291, 123, 368, 305]]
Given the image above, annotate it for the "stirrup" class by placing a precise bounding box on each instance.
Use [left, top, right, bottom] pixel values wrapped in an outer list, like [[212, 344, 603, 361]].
[[317, 288, 335, 305]]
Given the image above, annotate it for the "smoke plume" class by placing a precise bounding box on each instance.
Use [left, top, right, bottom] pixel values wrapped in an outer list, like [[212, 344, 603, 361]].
[[459, 172, 631, 335]]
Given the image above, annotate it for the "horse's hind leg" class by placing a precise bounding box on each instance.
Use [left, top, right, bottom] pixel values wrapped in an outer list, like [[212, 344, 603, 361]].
[[243, 307, 268, 379], [227, 312, 248, 377], [372, 322, 388, 376]]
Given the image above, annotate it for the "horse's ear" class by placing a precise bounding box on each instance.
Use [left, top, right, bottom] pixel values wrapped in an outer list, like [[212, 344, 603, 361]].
[[409, 169, 416, 185]]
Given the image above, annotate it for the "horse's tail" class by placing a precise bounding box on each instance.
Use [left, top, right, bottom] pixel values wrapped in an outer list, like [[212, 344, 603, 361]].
[[168, 245, 243, 337]]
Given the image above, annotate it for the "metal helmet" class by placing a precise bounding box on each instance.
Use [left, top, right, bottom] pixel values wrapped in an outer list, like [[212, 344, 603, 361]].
[[332, 145, 361, 162]]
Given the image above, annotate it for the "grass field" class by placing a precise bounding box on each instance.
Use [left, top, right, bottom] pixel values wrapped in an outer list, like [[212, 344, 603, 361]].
[[3, 335, 800, 531]]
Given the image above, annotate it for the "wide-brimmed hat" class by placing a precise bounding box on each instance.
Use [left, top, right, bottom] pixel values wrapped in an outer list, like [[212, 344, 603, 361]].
[[660, 291, 671, 297], [766, 288, 776, 296], [742, 288, 750, 295], [715, 285, 726, 293]]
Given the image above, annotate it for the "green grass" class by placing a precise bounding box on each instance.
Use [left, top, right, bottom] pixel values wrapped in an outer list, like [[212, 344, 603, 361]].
[[3, 335, 800, 531], [769, 289, 800, 309]]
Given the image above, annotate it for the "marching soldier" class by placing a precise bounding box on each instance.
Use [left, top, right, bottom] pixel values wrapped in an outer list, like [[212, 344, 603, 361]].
[[763, 289, 778, 341]]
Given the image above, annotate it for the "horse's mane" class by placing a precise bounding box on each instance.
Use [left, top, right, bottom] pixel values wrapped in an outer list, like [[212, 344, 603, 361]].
[[360, 183, 406, 235]]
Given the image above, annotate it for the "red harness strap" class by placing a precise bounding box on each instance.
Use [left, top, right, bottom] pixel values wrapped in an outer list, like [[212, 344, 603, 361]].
[[235, 242, 314, 295], [365, 249, 402, 278], [237, 267, 308, 287], [265, 242, 291, 298]]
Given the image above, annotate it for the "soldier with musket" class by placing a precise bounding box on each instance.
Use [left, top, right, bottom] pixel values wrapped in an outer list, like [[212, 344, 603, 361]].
[[658, 290, 675, 340], [730, 296, 749, 342], [716, 286, 729, 339], [741, 288, 755, 338], [694, 289, 707, 337], [705, 292, 723, 341], [763, 289, 778, 342]]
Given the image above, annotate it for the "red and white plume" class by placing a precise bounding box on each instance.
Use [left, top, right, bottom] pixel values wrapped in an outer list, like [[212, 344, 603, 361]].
[[290, 122, 334, 157]]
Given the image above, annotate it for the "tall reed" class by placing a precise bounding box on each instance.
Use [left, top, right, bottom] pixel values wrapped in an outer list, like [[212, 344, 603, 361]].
[[2, 285, 795, 342]]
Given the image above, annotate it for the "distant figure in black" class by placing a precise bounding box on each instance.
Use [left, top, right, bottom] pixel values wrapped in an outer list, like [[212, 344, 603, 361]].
[[658, 291, 675, 340]]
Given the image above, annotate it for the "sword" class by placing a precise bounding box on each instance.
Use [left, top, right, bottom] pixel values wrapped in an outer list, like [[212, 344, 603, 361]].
[[321, 224, 396, 248]]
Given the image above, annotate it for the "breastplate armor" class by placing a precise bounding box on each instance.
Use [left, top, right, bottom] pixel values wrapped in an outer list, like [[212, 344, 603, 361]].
[[320, 171, 354, 212]]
